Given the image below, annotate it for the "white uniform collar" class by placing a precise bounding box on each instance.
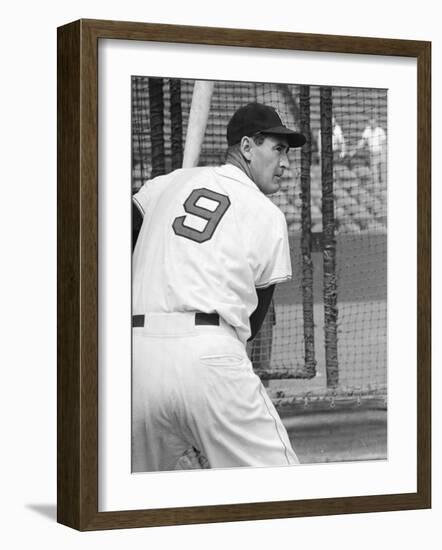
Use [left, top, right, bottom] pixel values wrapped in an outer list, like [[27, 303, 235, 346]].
[[214, 164, 260, 191]]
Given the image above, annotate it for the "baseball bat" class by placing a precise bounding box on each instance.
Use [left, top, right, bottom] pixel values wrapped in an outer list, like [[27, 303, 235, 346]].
[[182, 80, 214, 168]]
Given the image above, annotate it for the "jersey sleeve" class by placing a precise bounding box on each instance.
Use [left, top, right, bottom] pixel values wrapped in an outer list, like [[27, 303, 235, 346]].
[[253, 206, 292, 289], [133, 180, 152, 215], [132, 180, 155, 252]]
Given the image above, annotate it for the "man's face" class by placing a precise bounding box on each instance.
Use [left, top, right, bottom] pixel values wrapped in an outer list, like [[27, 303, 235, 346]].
[[247, 135, 290, 195]]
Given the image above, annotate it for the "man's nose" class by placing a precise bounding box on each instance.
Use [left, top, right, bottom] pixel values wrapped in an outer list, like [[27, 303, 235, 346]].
[[280, 152, 289, 169]]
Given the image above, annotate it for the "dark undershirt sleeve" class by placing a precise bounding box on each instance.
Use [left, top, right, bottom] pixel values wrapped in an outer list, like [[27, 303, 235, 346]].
[[248, 284, 276, 341], [132, 200, 144, 252]]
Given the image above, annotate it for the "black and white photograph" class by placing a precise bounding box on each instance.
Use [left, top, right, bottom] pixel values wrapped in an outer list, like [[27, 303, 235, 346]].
[[130, 76, 388, 472], [54, 16, 431, 532], [1, 0, 437, 544]]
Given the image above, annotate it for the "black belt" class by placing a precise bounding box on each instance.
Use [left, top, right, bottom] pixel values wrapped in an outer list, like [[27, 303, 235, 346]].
[[132, 312, 220, 328]]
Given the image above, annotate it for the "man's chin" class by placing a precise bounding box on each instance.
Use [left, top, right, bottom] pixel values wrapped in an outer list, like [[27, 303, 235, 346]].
[[265, 183, 280, 195], [271, 178, 282, 192]]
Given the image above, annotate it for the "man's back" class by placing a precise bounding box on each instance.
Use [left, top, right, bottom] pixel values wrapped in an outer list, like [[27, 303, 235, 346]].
[[132, 164, 291, 343]]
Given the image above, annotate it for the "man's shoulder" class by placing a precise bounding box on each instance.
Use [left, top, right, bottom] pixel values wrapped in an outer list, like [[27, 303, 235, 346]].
[[245, 191, 287, 228], [266, 197, 288, 224], [136, 166, 215, 193], [213, 164, 246, 183], [160, 166, 215, 182]]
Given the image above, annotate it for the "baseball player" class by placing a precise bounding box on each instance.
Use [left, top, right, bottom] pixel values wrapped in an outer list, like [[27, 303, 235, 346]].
[[351, 116, 386, 185], [132, 102, 306, 472]]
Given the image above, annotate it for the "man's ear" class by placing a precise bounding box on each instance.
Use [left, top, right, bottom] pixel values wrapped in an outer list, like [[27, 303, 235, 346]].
[[239, 136, 253, 161]]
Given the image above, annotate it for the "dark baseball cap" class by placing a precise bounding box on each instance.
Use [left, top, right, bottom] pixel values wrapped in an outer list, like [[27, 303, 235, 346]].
[[227, 102, 306, 148]]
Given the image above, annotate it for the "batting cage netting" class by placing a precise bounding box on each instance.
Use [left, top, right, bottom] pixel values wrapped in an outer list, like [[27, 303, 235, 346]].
[[132, 77, 387, 411]]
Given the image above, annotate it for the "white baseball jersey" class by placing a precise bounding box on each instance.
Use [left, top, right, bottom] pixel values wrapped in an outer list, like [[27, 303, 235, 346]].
[[362, 126, 386, 154], [132, 311, 299, 471], [317, 124, 345, 153], [132, 164, 292, 343]]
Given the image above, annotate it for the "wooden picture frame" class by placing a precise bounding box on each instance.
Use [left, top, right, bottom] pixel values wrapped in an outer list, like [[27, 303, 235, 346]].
[[57, 18, 431, 531]]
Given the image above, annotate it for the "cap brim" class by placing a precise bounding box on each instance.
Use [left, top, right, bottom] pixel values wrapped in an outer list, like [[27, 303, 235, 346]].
[[262, 126, 306, 148]]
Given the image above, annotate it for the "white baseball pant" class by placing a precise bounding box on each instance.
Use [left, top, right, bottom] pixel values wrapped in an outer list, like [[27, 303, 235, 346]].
[[132, 312, 299, 471]]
